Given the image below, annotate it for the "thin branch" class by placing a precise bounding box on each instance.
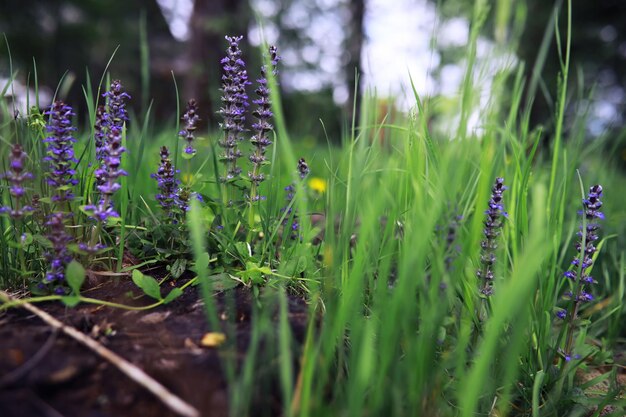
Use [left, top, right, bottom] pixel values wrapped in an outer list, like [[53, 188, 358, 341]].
[[0, 290, 199, 417]]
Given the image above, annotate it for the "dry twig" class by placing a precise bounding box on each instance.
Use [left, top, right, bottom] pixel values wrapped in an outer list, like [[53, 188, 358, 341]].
[[0, 290, 199, 417]]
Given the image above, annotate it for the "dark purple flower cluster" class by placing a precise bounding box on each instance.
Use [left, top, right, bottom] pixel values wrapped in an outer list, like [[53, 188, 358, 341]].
[[85, 125, 127, 221], [151, 146, 180, 216], [175, 187, 204, 213], [297, 157, 310, 180], [218, 35, 250, 181], [87, 81, 130, 222], [104, 80, 131, 127], [42, 212, 73, 294], [248, 45, 280, 196], [95, 80, 130, 188], [281, 158, 310, 240], [179, 99, 200, 155], [0, 144, 34, 218], [557, 185, 604, 319], [43, 101, 78, 203], [477, 177, 507, 296]]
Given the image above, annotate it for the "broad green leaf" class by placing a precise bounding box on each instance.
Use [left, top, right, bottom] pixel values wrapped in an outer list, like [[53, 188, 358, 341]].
[[66, 260, 86, 295], [132, 269, 162, 300], [163, 287, 183, 304], [170, 258, 187, 279], [208, 273, 239, 291], [61, 295, 81, 307]]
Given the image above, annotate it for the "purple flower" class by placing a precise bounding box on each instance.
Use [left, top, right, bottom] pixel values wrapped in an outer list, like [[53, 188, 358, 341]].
[[477, 177, 507, 296], [175, 187, 203, 213], [281, 158, 309, 240], [561, 185, 604, 313], [151, 146, 180, 217], [104, 80, 131, 127], [179, 99, 200, 156], [297, 157, 309, 180], [218, 35, 250, 181], [0, 144, 34, 219], [94, 81, 130, 189], [84, 125, 127, 221], [43, 212, 73, 290], [559, 185, 605, 361], [43, 101, 78, 203], [248, 46, 280, 198]]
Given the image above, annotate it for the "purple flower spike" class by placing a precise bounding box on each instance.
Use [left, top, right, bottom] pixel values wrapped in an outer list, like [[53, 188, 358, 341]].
[[104, 80, 131, 127], [0, 144, 34, 219], [151, 146, 180, 218], [561, 184, 604, 314], [179, 99, 200, 156], [218, 35, 250, 181], [560, 184, 605, 361], [44, 101, 78, 203], [43, 212, 73, 288], [477, 177, 507, 296], [281, 158, 309, 241], [85, 125, 127, 221], [95, 81, 130, 189], [248, 46, 280, 196]]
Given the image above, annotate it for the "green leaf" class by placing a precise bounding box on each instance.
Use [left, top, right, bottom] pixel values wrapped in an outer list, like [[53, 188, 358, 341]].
[[236, 262, 270, 285], [132, 269, 162, 300], [66, 261, 86, 295], [170, 258, 187, 279], [295, 255, 307, 274], [208, 273, 239, 291], [163, 287, 183, 304], [181, 151, 196, 160], [234, 241, 252, 259], [61, 295, 81, 307]]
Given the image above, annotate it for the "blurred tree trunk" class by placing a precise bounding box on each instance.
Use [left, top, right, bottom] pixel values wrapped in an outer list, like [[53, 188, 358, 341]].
[[345, 0, 365, 125], [184, 0, 249, 128]]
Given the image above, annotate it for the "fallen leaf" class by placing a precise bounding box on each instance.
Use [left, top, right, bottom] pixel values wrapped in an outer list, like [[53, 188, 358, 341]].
[[200, 332, 226, 348], [139, 311, 171, 324]]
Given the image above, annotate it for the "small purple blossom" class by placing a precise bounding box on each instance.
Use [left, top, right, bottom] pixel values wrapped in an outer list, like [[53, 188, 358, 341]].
[[477, 177, 507, 296], [175, 187, 203, 213], [43, 101, 78, 203], [0, 144, 34, 219], [281, 158, 309, 240], [218, 35, 250, 181], [179, 99, 200, 156], [297, 157, 310, 180]]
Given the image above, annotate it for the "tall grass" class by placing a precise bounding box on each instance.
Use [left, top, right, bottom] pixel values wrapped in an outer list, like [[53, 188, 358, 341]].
[[1, 0, 624, 415], [207, 2, 625, 416]]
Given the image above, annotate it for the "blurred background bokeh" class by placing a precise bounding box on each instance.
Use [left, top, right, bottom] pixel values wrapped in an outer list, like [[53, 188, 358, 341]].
[[1, 0, 625, 160]]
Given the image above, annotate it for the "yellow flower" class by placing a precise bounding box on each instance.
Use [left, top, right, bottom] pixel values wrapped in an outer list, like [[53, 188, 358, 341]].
[[308, 177, 327, 193]]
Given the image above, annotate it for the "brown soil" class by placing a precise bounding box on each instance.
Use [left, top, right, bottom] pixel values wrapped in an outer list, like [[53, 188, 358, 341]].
[[0, 276, 309, 417]]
